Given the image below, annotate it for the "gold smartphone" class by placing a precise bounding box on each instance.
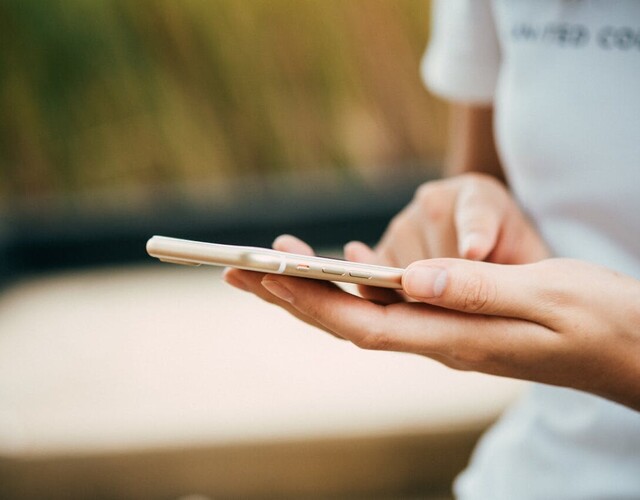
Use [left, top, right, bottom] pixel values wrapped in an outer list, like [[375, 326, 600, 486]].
[[146, 235, 404, 289]]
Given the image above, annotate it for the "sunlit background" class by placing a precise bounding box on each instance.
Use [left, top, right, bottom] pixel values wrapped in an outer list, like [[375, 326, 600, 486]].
[[2, 0, 446, 200], [1, 0, 448, 283], [0, 2, 525, 499]]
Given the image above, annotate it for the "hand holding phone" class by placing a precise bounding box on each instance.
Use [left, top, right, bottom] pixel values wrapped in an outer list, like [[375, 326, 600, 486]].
[[147, 236, 404, 289]]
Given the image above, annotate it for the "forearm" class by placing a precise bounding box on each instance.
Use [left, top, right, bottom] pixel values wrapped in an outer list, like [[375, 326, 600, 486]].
[[446, 104, 505, 183]]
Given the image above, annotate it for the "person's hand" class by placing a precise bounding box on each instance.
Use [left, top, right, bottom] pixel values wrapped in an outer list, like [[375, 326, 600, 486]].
[[223, 175, 640, 410], [224, 172, 548, 339], [346, 173, 549, 268], [223, 236, 348, 338], [233, 254, 640, 411], [342, 172, 549, 304]]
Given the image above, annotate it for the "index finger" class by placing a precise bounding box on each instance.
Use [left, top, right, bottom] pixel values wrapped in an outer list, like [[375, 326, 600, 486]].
[[454, 181, 506, 260], [261, 274, 554, 373]]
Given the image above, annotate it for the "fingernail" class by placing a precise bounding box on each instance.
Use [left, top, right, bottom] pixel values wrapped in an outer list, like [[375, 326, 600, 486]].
[[404, 266, 448, 298], [460, 232, 485, 259], [262, 279, 294, 302]]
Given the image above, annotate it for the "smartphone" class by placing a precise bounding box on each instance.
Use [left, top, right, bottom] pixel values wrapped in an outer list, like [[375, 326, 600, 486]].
[[146, 235, 404, 289]]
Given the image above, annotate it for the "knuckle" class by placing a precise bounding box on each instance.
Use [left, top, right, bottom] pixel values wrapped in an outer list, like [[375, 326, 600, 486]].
[[415, 183, 449, 222], [539, 287, 572, 312], [354, 331, 393, 351], [532, 259, 602, 327], [534, 260, 574, 309], [459, 348, 494, 370], [353, 321, 395, 351], [447, 337, 501, 371], [454, 273, 497, 313], [445, 345, 486, 370], [386, 213, 409, 235]]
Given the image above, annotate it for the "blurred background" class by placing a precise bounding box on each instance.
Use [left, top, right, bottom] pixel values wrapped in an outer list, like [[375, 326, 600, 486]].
[[0, 0, 447, 282], [0, 1, 525, 499]]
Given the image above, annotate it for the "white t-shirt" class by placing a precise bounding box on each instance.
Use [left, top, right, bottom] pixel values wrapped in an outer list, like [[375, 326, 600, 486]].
[[423, 1, 640, 498]]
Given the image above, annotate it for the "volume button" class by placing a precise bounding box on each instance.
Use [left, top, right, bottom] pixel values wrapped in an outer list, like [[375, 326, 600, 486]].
[[349, 271, 371, 279], [322, 266, 345, 276]]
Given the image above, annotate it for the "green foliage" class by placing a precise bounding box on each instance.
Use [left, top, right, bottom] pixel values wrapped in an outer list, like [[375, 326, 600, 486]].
[[0, 0, 446, 205]]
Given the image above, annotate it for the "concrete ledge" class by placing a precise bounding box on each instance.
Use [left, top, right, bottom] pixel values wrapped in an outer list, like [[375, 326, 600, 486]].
[[0, 427, 485, 499], [0, 265, 525, 497]]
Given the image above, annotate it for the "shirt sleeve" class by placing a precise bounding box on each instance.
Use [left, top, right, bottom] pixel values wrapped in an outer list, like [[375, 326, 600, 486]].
[[421, 0, 501, 104]]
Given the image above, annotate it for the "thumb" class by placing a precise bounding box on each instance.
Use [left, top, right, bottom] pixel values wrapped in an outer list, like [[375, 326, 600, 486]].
[[402, 258, 541, 320]]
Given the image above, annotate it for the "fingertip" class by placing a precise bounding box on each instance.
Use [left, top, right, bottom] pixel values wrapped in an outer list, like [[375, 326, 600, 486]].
[[272, 234, 314, 255], [272, 234, 295, 249], [344, 240, 376, 263], [459, 232, 493, 261], [223, 268, 250, 291], [222, 266, 239, 281], [402, 262, 449, 300]]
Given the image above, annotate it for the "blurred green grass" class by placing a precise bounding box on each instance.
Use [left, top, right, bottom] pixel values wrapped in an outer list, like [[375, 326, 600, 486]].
[[0, 0, 446, 208]]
